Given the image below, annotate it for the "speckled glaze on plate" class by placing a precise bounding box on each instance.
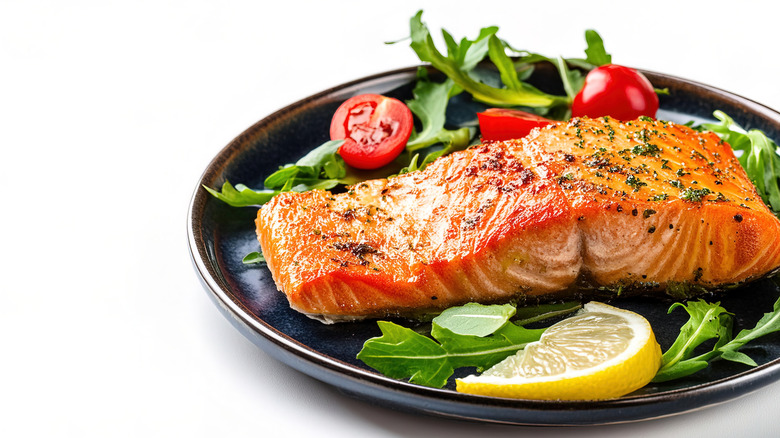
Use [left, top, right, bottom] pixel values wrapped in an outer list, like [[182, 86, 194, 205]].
[[188, 64, 780, 425]]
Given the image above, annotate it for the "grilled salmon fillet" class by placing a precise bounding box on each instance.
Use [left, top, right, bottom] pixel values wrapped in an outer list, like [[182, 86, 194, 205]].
[[256, 117, 780, 322]]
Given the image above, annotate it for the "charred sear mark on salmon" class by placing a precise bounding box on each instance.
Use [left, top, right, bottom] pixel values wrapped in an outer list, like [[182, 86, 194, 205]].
[[462, 215, 481, 230], [463, 200, 495, 230], [487, 176, 504, 187], [332, 242, 379, 256], [342, 208, 356, 221], [319, 231, 351, 240], [480, 157, 503, 171], [331, 242, 381, 266], [330, 257, 350, 268], [519, 169, 535, 184], [477, 200, 494, 214]]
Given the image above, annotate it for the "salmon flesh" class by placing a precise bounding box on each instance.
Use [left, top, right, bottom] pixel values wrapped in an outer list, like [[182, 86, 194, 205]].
[[256, 117, 780, 322]]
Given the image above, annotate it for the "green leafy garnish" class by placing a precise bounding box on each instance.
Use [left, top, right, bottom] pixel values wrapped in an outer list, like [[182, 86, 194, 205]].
[[653, 296, 780, 382], [202, 181, 278, 207], [407, 10, 568, 109], [719, 295, 780, 365], [397, 153, 422, 175], [501, 29, 609, 106], [242, 251, 265, 265], [699, 111, 780, 214], [433, 303, 516, 337], [264, 139, 355, 192], [357, 321, 457, 388], [653, 300, 733, 382], [404, 69, 474, 156], [583, 29, 612, 66], [357, 303, 546, 388], [553, 56, 584, 100]]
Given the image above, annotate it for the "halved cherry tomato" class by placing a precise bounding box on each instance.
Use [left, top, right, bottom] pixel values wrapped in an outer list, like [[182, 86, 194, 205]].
[[477, 108, 553, 141], [572, 64, 659, 121], [329, 94, 413, 170]]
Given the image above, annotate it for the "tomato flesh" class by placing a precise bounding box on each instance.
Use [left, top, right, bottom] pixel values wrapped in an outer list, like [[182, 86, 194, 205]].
[[478, 108, 553, 141], [572, 64, 659, 121], [330, 94, 413, 169]]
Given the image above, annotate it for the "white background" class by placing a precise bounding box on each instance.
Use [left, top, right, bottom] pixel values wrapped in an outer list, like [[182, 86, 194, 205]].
[[3, 0, 780, 436]]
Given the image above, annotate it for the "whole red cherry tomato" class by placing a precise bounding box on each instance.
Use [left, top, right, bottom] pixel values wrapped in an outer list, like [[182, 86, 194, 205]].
[[572, 64, 659, 121], [329, 94, 413, 170], [477, 108, 553, 141]]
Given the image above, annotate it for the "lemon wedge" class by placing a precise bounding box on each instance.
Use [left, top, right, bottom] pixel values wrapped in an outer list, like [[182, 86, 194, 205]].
[[456, 301, 661, 400]]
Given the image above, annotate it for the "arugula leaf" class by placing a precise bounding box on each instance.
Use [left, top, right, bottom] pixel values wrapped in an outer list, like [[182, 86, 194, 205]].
[[393, 69, 475, 174], [408, 10, 567, 108], [583, 29, 611, 66], [357, 321, 454, 388], [405, 70, 472, 151], [242, 251, 266, 265], [554, 56, 584, 100], [553, 30, 609, 98], [699, 111, 780, 214], [357, 302, 544, 388], [487, 35, 525, 92], [295, 139, 345, 170], [653, 294, 780, 382], [263, 165, 299, 189], [719, 295, 780, 365], [203, 181, 278, 207], [397, 153, 421, 175], [433, 303, 516, 337], [398, 127, 475, 176], [653, 300, 733, 382], [431, 322, 544, 372], [264, 139, 354, 191], [501, 29, 609, 104]]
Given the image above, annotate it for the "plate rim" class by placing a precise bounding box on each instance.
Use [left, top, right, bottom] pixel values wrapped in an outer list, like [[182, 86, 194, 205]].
[[187, 64, 780, 425]]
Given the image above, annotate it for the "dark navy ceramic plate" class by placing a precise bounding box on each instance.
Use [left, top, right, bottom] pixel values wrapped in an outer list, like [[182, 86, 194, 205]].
[[188, 64, 780, 425]]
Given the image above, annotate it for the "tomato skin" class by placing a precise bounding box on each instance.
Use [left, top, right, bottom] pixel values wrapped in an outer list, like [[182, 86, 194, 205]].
[[477, 108, 553, 141], [572, 64, 659, 121], [329, 94, 413, 170]]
